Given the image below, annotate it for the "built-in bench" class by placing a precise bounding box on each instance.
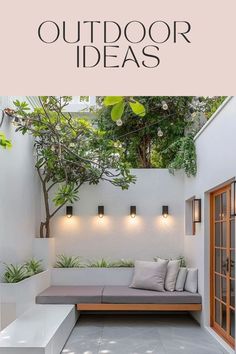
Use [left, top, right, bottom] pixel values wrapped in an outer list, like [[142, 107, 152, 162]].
[[0, 304, 78, 354], [36, 285, 202, 312], [0, 283, 201, 353]]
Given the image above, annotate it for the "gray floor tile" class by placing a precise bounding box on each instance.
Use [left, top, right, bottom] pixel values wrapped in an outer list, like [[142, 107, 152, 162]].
[[61, 314, 229, 354]]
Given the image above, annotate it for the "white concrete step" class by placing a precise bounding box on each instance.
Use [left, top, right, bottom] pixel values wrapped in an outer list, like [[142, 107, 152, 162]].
[[0, 304, 78, 354]]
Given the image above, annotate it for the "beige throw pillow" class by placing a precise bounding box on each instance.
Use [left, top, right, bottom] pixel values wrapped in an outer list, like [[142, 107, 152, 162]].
[[175, 267, 188, 291], [184, 268, 198, 293], [157, 258, 180, 291]]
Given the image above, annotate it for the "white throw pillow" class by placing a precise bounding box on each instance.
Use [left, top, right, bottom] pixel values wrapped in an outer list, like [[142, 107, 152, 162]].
[[157, 258, 180, 291], [130, 260, 168, 292], [184, 268, 198, 293], [175, 267, 188, 291]]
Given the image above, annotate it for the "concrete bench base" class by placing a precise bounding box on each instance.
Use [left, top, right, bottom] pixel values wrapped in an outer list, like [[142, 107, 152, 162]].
[[0, 305, 78, 354]]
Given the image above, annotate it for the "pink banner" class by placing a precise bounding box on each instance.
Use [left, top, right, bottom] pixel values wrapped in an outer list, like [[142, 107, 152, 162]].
[[0, 0, 235, 95]]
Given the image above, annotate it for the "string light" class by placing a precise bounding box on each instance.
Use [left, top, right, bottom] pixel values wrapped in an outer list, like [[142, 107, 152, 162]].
[[116, 119, 123, 126], [162, 101, 168, 110], [116, 113, 176, 140]]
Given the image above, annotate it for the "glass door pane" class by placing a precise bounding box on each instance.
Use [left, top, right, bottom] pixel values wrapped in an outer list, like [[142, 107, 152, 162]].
[[231, 251, 235, 278], [231, 220, 235, 248], [222, 304, 227, 331], [230, 309, 235, 339], [221, 277, 227, 303], [230, 280, 235, 307], [215, 195, 221, 221], [215, 223, 221, 246]]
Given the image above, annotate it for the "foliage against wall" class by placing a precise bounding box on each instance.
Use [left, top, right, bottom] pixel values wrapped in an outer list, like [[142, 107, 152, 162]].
[[98, 96, 225, 176]]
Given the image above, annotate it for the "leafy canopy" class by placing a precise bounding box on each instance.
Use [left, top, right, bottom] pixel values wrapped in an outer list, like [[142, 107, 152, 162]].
[[98, 96, 225, 176], [12, 96, 135, 237]]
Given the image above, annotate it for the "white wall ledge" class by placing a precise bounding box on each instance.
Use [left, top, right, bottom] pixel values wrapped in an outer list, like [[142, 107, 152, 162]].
[[194, 96, 232, 141]]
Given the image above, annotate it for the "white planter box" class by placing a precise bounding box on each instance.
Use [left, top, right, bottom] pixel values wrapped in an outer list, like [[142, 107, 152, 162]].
[[0, 270, 50, 330], [51, 268, 134, 286]]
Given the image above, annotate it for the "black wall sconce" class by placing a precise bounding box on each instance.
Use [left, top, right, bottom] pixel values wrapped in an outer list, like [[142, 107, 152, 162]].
[[66, 206, 73, 218], [130, 206, 136, 218], [231, 181, 236, 216], [162, 205, 169, 218], [98, 205, 104, 218], [192, 199, 201, 223]]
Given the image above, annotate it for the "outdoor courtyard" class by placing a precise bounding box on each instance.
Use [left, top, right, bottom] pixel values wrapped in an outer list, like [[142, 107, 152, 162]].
[[0, 96, 235, 354]]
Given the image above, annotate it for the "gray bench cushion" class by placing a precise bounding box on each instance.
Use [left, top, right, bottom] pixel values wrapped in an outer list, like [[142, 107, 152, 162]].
[[102, 286, 202, 304], [36, 285, 202, 305], [36, 286, 104, 304]]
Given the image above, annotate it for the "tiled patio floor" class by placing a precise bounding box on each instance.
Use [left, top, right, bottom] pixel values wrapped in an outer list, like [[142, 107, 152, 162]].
[[61, 314, 229, 354]]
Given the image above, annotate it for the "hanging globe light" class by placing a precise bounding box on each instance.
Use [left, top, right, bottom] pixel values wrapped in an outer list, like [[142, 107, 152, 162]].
[[116, 119, 123, 126], [157, 128, 164, 137], [162, 101, 168, 110]]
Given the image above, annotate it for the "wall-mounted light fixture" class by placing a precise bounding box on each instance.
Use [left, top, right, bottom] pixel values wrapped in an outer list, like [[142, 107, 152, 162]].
[[231, 181, 236, 216], [98, 206, 104, 218], [66, 206, 73, 218], [162, 205, 169, 218], [192, 199, 201, 223], [130, 206, 136, 218]]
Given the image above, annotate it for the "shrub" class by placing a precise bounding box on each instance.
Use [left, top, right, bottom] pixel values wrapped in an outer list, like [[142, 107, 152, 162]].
[[25, 258, 43, 276], [87, 258, 112, 268], [3, 258, 44, 283], [3, 264, 28, 283], [87, 258, 134, 268], [177, 256, 186, 268], [110, 259, 134, 268], [55, 255, 82, 268]]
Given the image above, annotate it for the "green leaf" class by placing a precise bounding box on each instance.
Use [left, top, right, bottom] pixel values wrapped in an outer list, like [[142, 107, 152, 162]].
[[13, 100, 21, 108], [53, 183, 79, 206], [129, 101, 146, 117], [0, 132, 12, 149], [111, 101, 125, 121], [104, 96, 123, 106]]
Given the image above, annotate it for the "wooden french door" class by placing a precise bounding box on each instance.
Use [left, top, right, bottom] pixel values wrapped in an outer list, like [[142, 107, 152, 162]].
[[210, 185, 235, 348]]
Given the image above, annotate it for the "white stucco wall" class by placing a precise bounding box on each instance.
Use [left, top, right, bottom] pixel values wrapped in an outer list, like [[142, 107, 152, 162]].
[[0, 109, 40, 276], [184, 97, 236, 330], [51, 169, 185, 262]]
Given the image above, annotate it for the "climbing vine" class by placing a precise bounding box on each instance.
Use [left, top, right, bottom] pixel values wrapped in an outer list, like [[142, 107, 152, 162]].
[[162, 136, 197, 177]]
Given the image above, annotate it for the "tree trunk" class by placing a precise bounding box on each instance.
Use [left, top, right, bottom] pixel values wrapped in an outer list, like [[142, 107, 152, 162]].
[[40, 219, 50, 238], [40, 177, 51, 238], [138, 136, 151, 168]]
